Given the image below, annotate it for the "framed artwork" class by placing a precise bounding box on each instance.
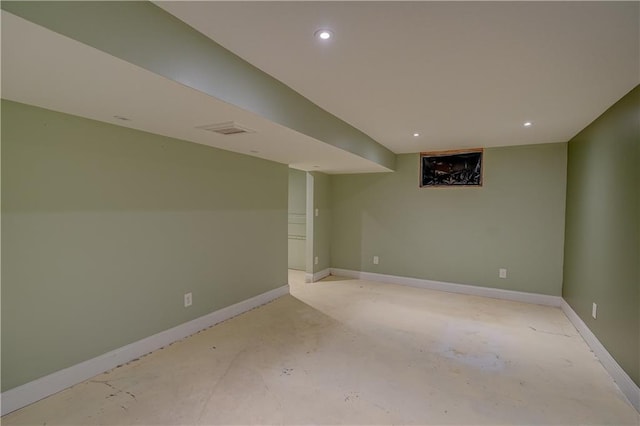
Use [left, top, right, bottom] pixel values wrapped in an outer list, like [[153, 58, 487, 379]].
[[420, 149, 483, 187]]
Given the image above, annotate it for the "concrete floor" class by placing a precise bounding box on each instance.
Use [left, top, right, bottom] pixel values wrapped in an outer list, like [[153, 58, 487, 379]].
[[3, 270, 638, 425]]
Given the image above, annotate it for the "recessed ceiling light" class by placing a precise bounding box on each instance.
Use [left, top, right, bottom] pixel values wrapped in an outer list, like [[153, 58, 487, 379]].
[[523, 121, 532, 127], [413, 133, 420, 137], [314, 29, 333, 40]]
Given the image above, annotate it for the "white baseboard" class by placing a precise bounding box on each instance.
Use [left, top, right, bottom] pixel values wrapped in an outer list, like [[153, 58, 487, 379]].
[[0, 284, 290, 416], [560, 299, 640, 412], [305, 268, 331, 283], [330, 268, 562, 307], [314, 268, 331, 282]]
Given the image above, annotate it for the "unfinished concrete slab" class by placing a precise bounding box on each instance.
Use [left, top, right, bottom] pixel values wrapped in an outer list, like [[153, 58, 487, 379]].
[[3, 270, 638, 425]]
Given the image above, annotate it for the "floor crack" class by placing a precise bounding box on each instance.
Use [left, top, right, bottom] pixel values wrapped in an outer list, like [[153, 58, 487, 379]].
[[90, 380, 137, 401], [529, 326, 572, 337]]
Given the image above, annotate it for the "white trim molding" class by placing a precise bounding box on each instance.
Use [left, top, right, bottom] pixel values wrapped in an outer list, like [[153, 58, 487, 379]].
[[560, 299, 640, 412], [330, 268, 562, 307], [305, 268, 331, 283], [0, 284, 290, 416], [314, 268, 331, 282]]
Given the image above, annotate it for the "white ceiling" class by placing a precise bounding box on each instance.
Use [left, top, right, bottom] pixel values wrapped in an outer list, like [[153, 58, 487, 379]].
[[2, 2, 639, 175], [158, 1, 639, 153], [1, 11, 388, 174]]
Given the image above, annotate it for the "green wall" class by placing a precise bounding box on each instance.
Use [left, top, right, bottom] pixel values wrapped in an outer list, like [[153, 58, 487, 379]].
[[563, 85, 639, 386], [288, 169, 306, 270], [331, 144, 567, 295], [309, 172, 332, 274], [288, 169, 307, 215], [1, 100, 288, 391]]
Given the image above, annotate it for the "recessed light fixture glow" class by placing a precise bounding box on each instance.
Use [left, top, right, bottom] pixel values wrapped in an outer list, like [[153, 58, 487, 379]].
[[314, 29, 333, 40], [523, 121, 532, 127], [413, 133, 420, 137]]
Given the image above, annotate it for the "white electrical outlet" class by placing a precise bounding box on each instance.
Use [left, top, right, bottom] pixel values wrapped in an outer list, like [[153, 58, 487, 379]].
[[314, 256, 319, 265], [499, 268, 507, 279], [592, 303, 597, 319], [315, 208, 319, 217], [184, 292, 192, 307], [373, 256, 379, 265]]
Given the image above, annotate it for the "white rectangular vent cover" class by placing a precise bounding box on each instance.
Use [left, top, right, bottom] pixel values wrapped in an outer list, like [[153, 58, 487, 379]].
[[196, 121, 255, 136]]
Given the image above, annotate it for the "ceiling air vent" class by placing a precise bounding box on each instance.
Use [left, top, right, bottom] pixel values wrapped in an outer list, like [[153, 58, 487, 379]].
[[196, 121, 255, 136]]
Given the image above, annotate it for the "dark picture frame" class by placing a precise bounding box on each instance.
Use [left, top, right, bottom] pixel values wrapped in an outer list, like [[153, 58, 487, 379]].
[[420, 149, 483, 187]]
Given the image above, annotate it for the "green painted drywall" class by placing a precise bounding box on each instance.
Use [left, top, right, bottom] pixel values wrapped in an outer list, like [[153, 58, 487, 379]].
[[1, 100, 288, 391], [288, 169, 307, 216], [288, 169, 306, 270], [563, 85, 639, 386], [331, 144, 567, 295], [309, 172, 332, 274], [1, 1, 395, 171]]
